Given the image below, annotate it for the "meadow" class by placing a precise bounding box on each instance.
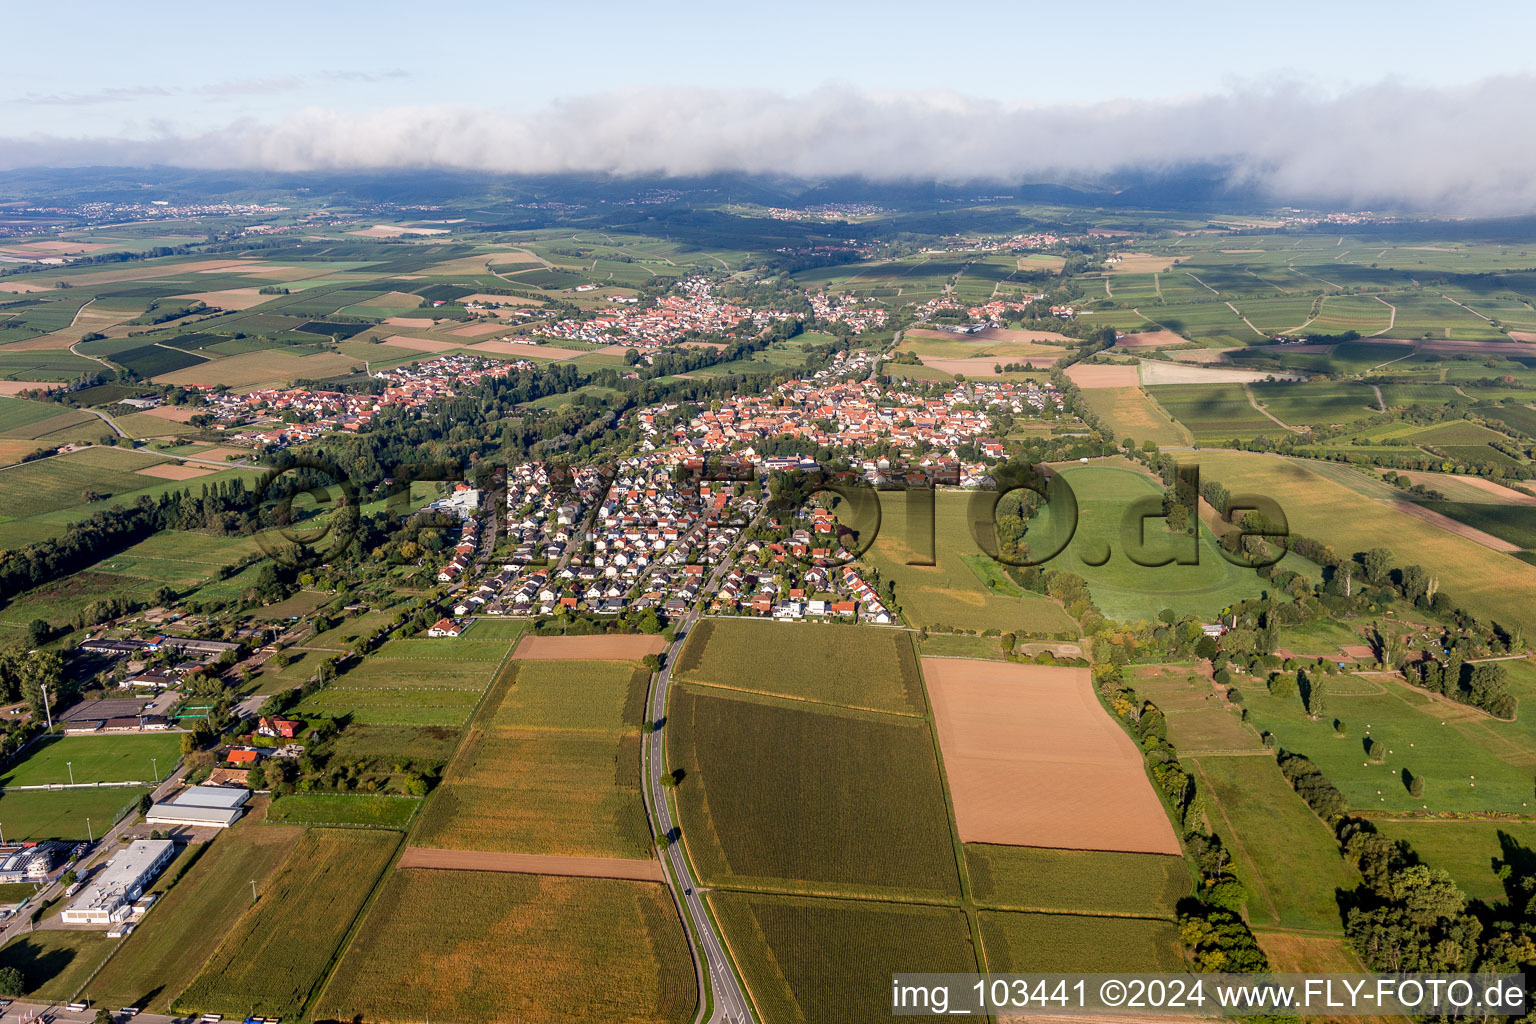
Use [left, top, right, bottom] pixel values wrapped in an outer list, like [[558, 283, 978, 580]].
[[1147, 383, 1277, 439], [1373, 819, 1536, 902], [1187, 754, 1361, 933], [853, 490, 1081, 634], [264, 793, 422, 829], [711, 891, 978, 1024], [673, 618, 924, 715], [965, 844, 1188, 917], [88, 825, 304, 1012], [1134, 665, 1265, 753], [174, 828, 399, 1019], [316, 869, 694, 1024], [668, 685, 960, 900]]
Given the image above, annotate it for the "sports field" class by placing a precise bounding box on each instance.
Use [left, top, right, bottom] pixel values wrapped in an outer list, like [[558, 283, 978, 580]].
[[669, 685, 960, 900], [711, 891, 978, 1024], [316, 869, 693, 1024], [0, 733, 180, 787], [923, 660, 1180, 854], [413, 658, 652, 859], [88, 825, 304, 1013], [1188, 755, 1360, 932], [0, 784, 146, 841], [174, 828, 400, 1019], [674, 618, 924, 714], [0, 930, 119, 1003]]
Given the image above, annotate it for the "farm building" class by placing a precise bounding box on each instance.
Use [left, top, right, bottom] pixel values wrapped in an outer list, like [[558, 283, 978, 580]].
[[145, 784, 249, 830], [60, 839, 174, 924]]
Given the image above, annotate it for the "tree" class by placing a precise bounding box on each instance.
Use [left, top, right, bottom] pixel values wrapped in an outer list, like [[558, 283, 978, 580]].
[[137, 792, 152, 815], [1407, 771, 1425, 798], [96, 1010, 115, 1024], [24, 619, 49, 648], [0, 966, 21, 996], [1361, 547, 1393, 585], [1304, 672, 1328, 720]]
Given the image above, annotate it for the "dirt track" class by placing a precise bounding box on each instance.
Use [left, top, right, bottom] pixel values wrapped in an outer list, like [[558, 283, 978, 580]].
[[923, 659, 1181, 855], [512, 633, 668, 660], [397, 846, 665, 881]]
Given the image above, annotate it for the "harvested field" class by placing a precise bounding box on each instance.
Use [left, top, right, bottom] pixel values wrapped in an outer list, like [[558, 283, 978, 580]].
[[449, 321, 509, 337], [398, 846, 664, 881], [1111, 253, 1178, 273], [155, 349, 361, 390], [1138, 360, 1300, 385], [348, 223, 449, 237], [923, 659, 1180, 855], [1065, 363, 1139, 388], [383, 335, 464, 352], [921, 355, 1059, 375], [138, 404, 200, 422], [1115, 330, 1188, 349], [456, 292, 543, 307], [316, 870, 694, 1024], [469, 340, 587, 359], [170, 287, 267, 310], [384, 317, 437, 328], [512, 633, 667, 661], [0, 381, 54, 394], [1078, 386, 1190, 446], [134, 462, 214, 480]]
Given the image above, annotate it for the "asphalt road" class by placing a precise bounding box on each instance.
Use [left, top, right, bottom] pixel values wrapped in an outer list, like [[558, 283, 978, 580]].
[[643, 534, 757, 1024]]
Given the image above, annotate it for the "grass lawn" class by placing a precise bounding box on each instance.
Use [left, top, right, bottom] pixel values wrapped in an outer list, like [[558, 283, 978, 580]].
[[965, 844, 1189, 917], [264, 793, 421, 829], [0, 930, 120, 1003], [316, 869, 694, 1024], [87, 825, 303, 1013], [0, 733, 181, 788], [674, 618, 924, 715], [1188, 755, 1360, 933], [669, 685, 959, 901], [0, 785, 147, 841]]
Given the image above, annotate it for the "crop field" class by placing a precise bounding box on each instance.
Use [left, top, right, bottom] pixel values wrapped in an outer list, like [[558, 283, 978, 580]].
[[1418, 501, 1536, 550], [1250, 381, 1381, 427], [174, 828, 400, 1019], [1188, 755, 1360, 933], [1193, 452, 1536, 636], [0, 784, 146, 840], [852, 490, 1081, 634], [301, 686, 481, 727], [1373, 820, 1536, 901], [0, 930, 119, 1003], [711, 891, 978, 1024], [316, 869, 693, 1024], [154, 349, 362, 391], [301, 633, 515, 726], [1239, 677, 1536, 814], [88, 825, 304, 1012], [264, 793, 422, 829], [1079, 386, 1192, 446], [0, 445, 169, 518], [965, 844, 1189, 917], [979, 910, 1184, 972], [414, 659, 651, 859], [0, 733, 180, 787], [669, 685, 959, 900], [1148, 383, 1278, 439], [674, 618, 923, 714]]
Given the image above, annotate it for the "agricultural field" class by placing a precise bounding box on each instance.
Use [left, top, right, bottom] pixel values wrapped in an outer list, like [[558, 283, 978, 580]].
[[0, 733, 180, 787], [88, 825, 304, 1013], [979, 910, 1185, 972], [264, 793, 422, 829], [668, 685, 959, 900], [711, 891, 978, 1024], [1079, 386, 1192, 446], [316, 869, 694, 1024], [1373, 819, 1536, 901], [852, 489, 1081, 634], [1148, 383, 1278, 440], [673, 618, 923, 714], [1187, 755, 1361, 933], [297, 631, 516, 727], [1194, 452, 1536, 636], [965, 844, 1189, 917], [1133, 664, 1264, 753], [413, 658, 652, 859], [174, 828, 400, 1020]]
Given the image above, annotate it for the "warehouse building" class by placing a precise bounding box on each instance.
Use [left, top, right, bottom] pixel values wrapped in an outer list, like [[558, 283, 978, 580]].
[[60, 839, 174, 925], [144, 784, 249, 830]]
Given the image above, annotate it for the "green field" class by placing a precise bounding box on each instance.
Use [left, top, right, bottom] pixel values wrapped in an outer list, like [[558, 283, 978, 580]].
[[0, 446, 175, 518], [414, 659, 651, 859], [1373, 819, 1536, 902], [674, 618, 924, 714], [669, 685, 959, 900], [88, 825, 304, 1012], [316, 869, 694, 1024], [0, 785, 147, 841], [0, 930, 119, 1003], [298, 631, 516, 726], [1147, 383, 1278, 440], [979, 910, 1185, 972], [1133, 666, 1266, 752], [174, 828, 399, 1019], [1189, 755, 1361, 932], [965, 844, 1189, 917], [712, 891, 978, 1024], [854, 490, 1081, 634], [264, 793, 421, 829], [0, 733, 180, 788]]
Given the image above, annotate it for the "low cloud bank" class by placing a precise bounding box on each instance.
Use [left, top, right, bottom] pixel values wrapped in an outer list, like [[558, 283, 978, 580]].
[[3, 78, 1532, 213]]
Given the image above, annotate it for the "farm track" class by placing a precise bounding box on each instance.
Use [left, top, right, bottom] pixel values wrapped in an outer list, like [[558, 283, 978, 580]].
[[1368, 295, 1399, 336], [1242, 385, 1299, 433]]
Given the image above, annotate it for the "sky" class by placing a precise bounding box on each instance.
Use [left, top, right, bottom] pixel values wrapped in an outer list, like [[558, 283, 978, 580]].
[[4, 0, 1536, 211]]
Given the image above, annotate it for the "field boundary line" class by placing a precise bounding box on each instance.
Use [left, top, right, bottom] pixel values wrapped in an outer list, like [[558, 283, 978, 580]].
[[968, 901, 1176, 922], [670, 676, 925, 719]]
